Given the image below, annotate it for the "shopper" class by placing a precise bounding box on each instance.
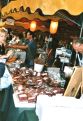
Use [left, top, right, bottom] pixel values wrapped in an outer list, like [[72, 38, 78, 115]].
[[25, 31, 37, 68], [0, 27, 14, 121], [0, 27, 13, 81]]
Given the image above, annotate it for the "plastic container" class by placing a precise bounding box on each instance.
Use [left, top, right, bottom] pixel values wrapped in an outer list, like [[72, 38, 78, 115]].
[[34, 63, 44, 72]]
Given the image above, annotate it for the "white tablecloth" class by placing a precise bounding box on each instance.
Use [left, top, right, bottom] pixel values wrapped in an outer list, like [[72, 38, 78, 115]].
[[36, 95, 83, 121]]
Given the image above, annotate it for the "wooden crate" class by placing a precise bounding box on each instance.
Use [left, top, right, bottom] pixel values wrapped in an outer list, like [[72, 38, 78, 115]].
[[81, 67, 83, 94], [64, 67, 82, 97]]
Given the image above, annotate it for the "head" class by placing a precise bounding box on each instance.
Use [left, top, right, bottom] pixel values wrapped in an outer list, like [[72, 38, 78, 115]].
[[45, 36, 48, 42], [26, 31, 34, 41], [0, 27, 8, 43]]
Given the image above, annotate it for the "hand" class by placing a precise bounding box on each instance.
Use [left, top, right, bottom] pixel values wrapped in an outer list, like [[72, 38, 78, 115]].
[[7, 50, 13, 57]]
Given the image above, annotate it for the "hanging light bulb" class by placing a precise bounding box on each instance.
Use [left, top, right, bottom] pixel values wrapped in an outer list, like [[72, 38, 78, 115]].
[[50, 21, 58, 34], [30, 21, 37, 32]]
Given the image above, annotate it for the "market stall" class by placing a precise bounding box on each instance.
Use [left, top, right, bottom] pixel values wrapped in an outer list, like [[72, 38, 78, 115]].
[[0, 1, 83, 121]]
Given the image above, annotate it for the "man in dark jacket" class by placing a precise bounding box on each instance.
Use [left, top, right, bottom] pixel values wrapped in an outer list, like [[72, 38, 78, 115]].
[[25, 31, 37, 68]]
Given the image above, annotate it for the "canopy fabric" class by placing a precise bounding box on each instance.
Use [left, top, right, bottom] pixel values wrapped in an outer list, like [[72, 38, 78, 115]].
[[1, 0, 83, 16]]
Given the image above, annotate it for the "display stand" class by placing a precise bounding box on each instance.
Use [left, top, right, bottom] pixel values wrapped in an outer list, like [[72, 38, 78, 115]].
[[64, 67, 82, 97], [81, 67, 83, 94]]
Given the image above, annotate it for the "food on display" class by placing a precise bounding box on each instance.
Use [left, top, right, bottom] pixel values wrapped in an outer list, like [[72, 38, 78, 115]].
[[10, 67, 64, 103]]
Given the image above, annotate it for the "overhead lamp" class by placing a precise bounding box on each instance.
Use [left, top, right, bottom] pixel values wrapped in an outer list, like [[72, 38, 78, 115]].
[[50, 21, 58, 34], [30, 21, 37, 32]]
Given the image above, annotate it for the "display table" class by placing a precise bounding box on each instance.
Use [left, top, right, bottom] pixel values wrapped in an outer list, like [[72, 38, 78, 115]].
[[0, 66, 65, 121], [0, 85, 38, 121]]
